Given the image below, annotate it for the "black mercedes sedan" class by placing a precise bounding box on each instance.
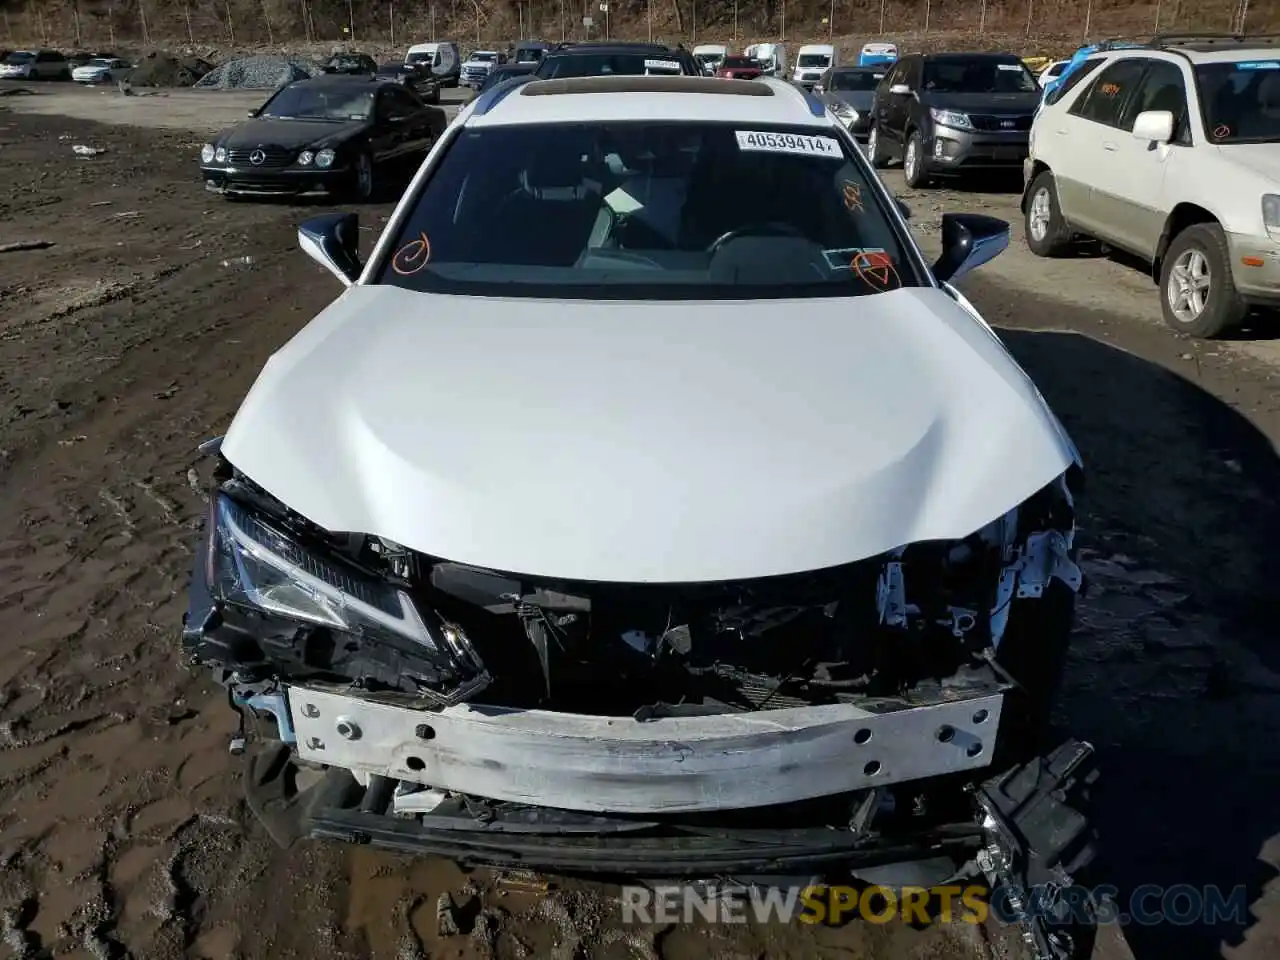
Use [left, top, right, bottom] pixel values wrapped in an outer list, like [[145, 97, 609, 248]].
[[199, 75, 447, 201]]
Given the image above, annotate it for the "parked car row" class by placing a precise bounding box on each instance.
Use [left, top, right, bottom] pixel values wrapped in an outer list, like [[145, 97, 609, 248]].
[[0, 48, 134, 82], [690, 40, 899, 86]]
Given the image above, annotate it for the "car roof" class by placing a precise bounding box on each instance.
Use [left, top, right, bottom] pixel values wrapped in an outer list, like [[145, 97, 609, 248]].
[[921, 51, 1023, 61], [832, 65, 883, 72], [551, 41, 680, 53], [289, 73, 396, 90], [465, 75, 833, 128]]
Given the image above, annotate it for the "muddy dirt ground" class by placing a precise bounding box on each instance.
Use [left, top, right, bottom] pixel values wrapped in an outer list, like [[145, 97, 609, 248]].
[[0, 82, 1277, 960]]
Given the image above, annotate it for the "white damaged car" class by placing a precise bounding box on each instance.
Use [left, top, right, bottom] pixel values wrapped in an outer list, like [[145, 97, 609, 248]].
[[184, 75, 1096, 952]]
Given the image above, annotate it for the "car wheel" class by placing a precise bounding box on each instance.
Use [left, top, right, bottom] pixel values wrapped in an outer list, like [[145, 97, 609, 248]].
[[1159, 223, 1247, 339], [903, 129, 929, 188], [865, 124, 888, 169], [353, 151, 377, 202], [1024, 171, 1073, 257]]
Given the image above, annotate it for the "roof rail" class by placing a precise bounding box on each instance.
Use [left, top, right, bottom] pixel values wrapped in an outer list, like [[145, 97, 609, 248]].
[[1156, 31, 1280, 46], [470, 73, 539, 115]]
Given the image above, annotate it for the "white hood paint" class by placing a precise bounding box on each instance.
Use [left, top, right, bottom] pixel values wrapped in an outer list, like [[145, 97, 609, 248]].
[[221, 285, 1077, 583], [1218, 143, 1280, 185]]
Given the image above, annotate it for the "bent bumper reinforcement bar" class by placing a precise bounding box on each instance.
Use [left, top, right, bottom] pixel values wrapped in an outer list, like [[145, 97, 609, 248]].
[[286, 686, 1005, 815]]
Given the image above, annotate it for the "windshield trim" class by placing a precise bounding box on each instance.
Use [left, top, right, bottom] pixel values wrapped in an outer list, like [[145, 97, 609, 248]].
[[359, 118, 935, 297]]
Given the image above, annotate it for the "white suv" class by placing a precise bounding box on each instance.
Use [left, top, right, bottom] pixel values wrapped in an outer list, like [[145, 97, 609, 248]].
[[1022, 37, 1280, 338]]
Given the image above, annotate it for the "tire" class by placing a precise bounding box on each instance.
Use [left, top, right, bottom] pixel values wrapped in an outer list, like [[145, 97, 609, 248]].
[[903, 129, 929, 188], [865, 124, 888, 169], [1159, 222, 1247, 338], [352, 152, 376, 202], [1024, 170, 1073, 257]]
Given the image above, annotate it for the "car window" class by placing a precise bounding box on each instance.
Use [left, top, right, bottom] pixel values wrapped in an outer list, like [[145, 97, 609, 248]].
[[376, 120, 917, 300], [922, 57, 1037, 93], [830, 70, 882, 91], [261, 85, 376, 121], [1196, 60, 1280, 143], [380, 86, 419, 117], [1121, 60, 1191, 141], [1044, 57, 1104, 105], [5, 52, 34, 63], [880, 60, 903, 87], [1069, 59, 1147, 127]]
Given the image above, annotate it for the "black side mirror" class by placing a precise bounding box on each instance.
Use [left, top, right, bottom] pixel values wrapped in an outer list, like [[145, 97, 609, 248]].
[[246, 108, 260, 117], [931, 212, 1009, 284], [299, 212, 362, 286]]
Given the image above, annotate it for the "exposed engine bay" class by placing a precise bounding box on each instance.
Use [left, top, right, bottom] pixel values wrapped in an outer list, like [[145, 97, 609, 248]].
[[185, 454, 1083, 719]]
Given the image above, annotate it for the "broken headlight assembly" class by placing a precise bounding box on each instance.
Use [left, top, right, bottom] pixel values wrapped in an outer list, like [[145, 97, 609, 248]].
[[189, 491, 487, 702], [212, 495, 438, 648]]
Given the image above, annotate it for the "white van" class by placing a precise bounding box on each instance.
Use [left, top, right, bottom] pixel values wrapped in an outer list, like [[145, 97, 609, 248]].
[[691, 43, 728, 75], [792, 43, 835, 88], [743, 42, 788, 77], [405, 41, 461, 87]]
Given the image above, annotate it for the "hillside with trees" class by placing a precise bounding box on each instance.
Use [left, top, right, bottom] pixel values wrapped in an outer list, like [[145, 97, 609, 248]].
[[0, 0, 1275, 55]]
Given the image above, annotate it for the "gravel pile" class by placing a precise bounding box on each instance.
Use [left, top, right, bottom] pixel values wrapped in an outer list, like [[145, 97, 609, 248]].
[[129, 52, 213, 87], [193, 55, 318, 90]]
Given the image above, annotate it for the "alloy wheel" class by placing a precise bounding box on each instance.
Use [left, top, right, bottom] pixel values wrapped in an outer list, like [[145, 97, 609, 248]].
[[1028, 187, 1052, 242], [1167, 248, 1211, 323]]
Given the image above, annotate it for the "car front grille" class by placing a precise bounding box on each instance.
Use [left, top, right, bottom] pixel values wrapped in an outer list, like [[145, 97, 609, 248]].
[[968, 114, 1033, 132], [226, 146, 295, 168]]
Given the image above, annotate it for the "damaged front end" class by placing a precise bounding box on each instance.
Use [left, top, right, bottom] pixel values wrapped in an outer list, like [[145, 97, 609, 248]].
[[182, 449, 1097, 954]]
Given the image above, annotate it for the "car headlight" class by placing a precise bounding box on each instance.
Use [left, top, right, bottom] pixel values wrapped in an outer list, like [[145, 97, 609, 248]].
[[201, 143, 216, 163], [214, 146, 227, 163], [315, 148, 336, 169], [930, 107, 973, 130], [209, 494, 447, 654], [297, 150, 315, 166], [1262, 194, 1280, 236]]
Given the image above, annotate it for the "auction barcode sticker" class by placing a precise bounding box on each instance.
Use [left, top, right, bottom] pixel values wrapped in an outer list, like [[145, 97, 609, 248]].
[[735, 130, 842, 157], [997, 63, 1023, 71], [644, 59, 680, 69]]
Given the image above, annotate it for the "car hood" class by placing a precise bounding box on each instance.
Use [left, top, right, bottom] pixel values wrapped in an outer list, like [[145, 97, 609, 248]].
[[828, 90, 876, 111], [221, 118, 366, 150], [221, 285, 1078, 583], [920, 91, 1040, 113], [1216, 143, 1280, 185]]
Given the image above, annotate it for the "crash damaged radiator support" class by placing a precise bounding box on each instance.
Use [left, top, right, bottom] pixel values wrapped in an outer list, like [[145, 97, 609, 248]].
[[183, 459, 1095, 952]]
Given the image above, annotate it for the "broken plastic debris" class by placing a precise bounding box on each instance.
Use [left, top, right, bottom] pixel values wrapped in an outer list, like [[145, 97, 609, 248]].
[[72, 144, 107, 157], [220, 256, 254, 267]]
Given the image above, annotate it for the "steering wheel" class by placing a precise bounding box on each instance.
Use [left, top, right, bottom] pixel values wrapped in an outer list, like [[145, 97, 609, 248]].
[[706, 221, 807, 254]]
